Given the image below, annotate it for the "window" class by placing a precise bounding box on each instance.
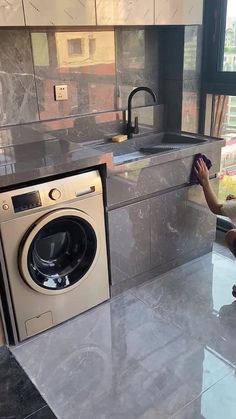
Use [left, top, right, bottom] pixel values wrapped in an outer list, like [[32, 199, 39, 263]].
[[203, 2, 236, 230], [211, 95, 236, 201], [204, 0, 236, 92], [67, 38, 83, 56], [222, 0, 236, 71]]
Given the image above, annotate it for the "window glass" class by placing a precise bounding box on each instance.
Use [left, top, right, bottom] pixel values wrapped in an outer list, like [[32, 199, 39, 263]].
[[223, 0, 236, 71], [212, 95, 236, 200]]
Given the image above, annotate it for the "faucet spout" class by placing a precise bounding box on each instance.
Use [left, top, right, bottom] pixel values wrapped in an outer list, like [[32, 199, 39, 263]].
[[126, 87, 157, 139]]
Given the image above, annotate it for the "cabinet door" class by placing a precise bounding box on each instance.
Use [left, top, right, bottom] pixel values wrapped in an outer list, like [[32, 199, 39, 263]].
[[0, 0, 25, 26], [150, 183, 217, 269], [155, 0, 203, 25], [108, 200, 150, 285], [23, 0, 96, 26], [97, 0, 154, 25]]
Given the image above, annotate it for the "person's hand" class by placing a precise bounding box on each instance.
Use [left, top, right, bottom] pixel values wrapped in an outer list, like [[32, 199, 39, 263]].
[[194, 158, 209, 186], [226, 194, 236, 201]]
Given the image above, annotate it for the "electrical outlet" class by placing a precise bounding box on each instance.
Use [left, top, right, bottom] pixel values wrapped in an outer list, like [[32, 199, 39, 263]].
[[54, 85, 68, 101]]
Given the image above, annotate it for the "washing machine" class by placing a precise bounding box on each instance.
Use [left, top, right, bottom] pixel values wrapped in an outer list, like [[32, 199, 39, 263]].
[[0, 170, 110, 342]]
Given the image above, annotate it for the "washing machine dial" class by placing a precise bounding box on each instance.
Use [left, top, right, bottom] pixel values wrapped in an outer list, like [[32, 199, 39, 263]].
[[49, 188, 61, 201]]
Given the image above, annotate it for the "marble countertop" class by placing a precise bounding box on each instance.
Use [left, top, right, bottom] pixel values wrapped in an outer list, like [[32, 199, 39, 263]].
[[0, 125, 225, 189], [0, 130, 113, 189]]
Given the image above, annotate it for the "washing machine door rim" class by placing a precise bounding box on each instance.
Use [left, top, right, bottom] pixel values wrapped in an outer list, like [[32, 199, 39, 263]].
[[19, 208, 101, 295]]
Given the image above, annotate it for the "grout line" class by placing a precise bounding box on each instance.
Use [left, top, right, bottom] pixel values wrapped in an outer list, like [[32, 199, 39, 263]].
[[23, 405, 48, 419], [170, 369, 235, 419]]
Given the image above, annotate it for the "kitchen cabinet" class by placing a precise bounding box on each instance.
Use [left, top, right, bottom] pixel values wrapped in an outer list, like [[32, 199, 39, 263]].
[[108, 182, 217, 286], [23, 0, 96, 26], [108, 200, 151, 285], [96, 0, 154, 25], [0, 0, 25, 26], [150, 184, 217, 269], [155, 0, 203, 25]]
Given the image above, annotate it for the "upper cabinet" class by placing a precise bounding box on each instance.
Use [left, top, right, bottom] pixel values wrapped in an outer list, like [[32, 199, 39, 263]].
[[155, 0, 203, 25], [23, 0, 96, 26], [96, 0, 154, 25], [0, 0, 25, 26]]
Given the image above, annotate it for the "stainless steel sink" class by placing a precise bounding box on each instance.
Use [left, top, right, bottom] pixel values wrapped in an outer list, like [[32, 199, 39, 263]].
[[94, 131, 208, 165], [161, 132, 207, 145], [139, 145, 178, 154]]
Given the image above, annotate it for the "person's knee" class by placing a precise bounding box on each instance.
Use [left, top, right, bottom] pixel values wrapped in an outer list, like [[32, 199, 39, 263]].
[[225, 230, 236, 255], [225, 229, 236, 245]]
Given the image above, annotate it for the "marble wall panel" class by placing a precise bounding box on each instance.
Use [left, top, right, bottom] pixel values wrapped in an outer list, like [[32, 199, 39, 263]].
[[31, 29, 116, 120], [0, 0, 25, 26], [0, 30, 39, 126], [23, 0, 96, 26], [155, 0, 203, 25], [97, 0, 154, 25], [115, 27, 163, 109], [182, 79, 200, 134], [182, 26, 202, 133]]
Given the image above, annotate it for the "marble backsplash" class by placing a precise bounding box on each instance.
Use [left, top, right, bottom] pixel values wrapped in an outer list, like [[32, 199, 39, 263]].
[[0, 24, 201, 140], [0, 27, 162, 130]]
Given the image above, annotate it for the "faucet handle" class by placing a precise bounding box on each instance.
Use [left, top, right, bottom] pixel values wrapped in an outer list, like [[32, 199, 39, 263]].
[[134, 116, 139, 134]]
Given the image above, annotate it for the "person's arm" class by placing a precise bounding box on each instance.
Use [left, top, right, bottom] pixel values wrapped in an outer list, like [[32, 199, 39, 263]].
[[195, 159, 223, 215]]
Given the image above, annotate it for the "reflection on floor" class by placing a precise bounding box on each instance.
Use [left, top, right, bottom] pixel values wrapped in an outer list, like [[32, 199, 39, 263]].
[[0, 346, 56, 419], [12, 235, 236, 419]]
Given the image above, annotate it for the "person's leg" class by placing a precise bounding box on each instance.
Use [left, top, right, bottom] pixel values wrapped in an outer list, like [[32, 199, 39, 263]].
[[225, 229, 236, 297], [225, 229, 236, 256]]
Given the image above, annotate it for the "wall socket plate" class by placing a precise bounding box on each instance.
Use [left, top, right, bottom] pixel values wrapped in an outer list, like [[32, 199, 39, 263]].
[[54, 85, 68, 101]]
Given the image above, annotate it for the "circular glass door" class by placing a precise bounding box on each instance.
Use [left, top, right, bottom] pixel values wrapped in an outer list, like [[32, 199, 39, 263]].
[[19, 209, 99, 294]]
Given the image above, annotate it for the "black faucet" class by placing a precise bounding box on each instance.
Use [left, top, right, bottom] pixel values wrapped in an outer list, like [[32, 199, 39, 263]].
[[126, 87, 157, 139]]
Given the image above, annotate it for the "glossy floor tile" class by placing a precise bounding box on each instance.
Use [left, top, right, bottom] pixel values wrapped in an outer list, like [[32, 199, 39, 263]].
[[13, 283, 235, 419], [0, 346, 56, 419], [131, 251, 236, 367], [172, 370, 236, 419]]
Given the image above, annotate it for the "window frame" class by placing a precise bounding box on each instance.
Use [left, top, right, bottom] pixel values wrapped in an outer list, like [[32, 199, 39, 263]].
[[203, 0, 236, 95]]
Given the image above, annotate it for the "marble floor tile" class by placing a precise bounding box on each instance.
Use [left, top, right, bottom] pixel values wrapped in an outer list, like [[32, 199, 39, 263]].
[[131, 252, 236, 367], [13, 293, 234, 419], [0, 346, 56, 419], [171, 370, 236, 419], [25, 406, 57, 419], [213, 230, 235, 261]]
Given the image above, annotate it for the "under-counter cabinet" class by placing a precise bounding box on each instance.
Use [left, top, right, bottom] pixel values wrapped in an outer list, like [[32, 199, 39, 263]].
[[108, 200, 151, 285], [96, 0, 154, 25], [23, 0, 96, 26], [150, 185, 216, 269], [0, 0, 25, 26], [108, 182, 217, 287], [155, 0, 203, 25]]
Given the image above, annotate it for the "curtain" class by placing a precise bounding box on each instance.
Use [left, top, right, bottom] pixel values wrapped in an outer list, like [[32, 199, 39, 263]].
[[211, 95, 229, 138]]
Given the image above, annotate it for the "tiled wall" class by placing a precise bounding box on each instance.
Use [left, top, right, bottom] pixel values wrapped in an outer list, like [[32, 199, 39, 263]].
[[182, 26, 202, 133], [162, 25, 202, 133], [0, 27, 162, 128], [0, 25, 201, 136]]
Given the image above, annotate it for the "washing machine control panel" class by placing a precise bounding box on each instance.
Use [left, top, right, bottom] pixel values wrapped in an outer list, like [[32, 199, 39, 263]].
[[0, 170, 102, 222], [12, 191, 42, 213]]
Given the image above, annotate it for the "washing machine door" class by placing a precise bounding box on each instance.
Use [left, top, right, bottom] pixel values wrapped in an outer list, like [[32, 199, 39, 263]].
[[19, 209, 100, 295]]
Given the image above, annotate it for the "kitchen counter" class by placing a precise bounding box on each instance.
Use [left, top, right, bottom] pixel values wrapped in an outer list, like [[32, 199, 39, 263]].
[[0, 125, 225, 190], [0, 124, 225, 298], [0, 128, 113, 189]]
